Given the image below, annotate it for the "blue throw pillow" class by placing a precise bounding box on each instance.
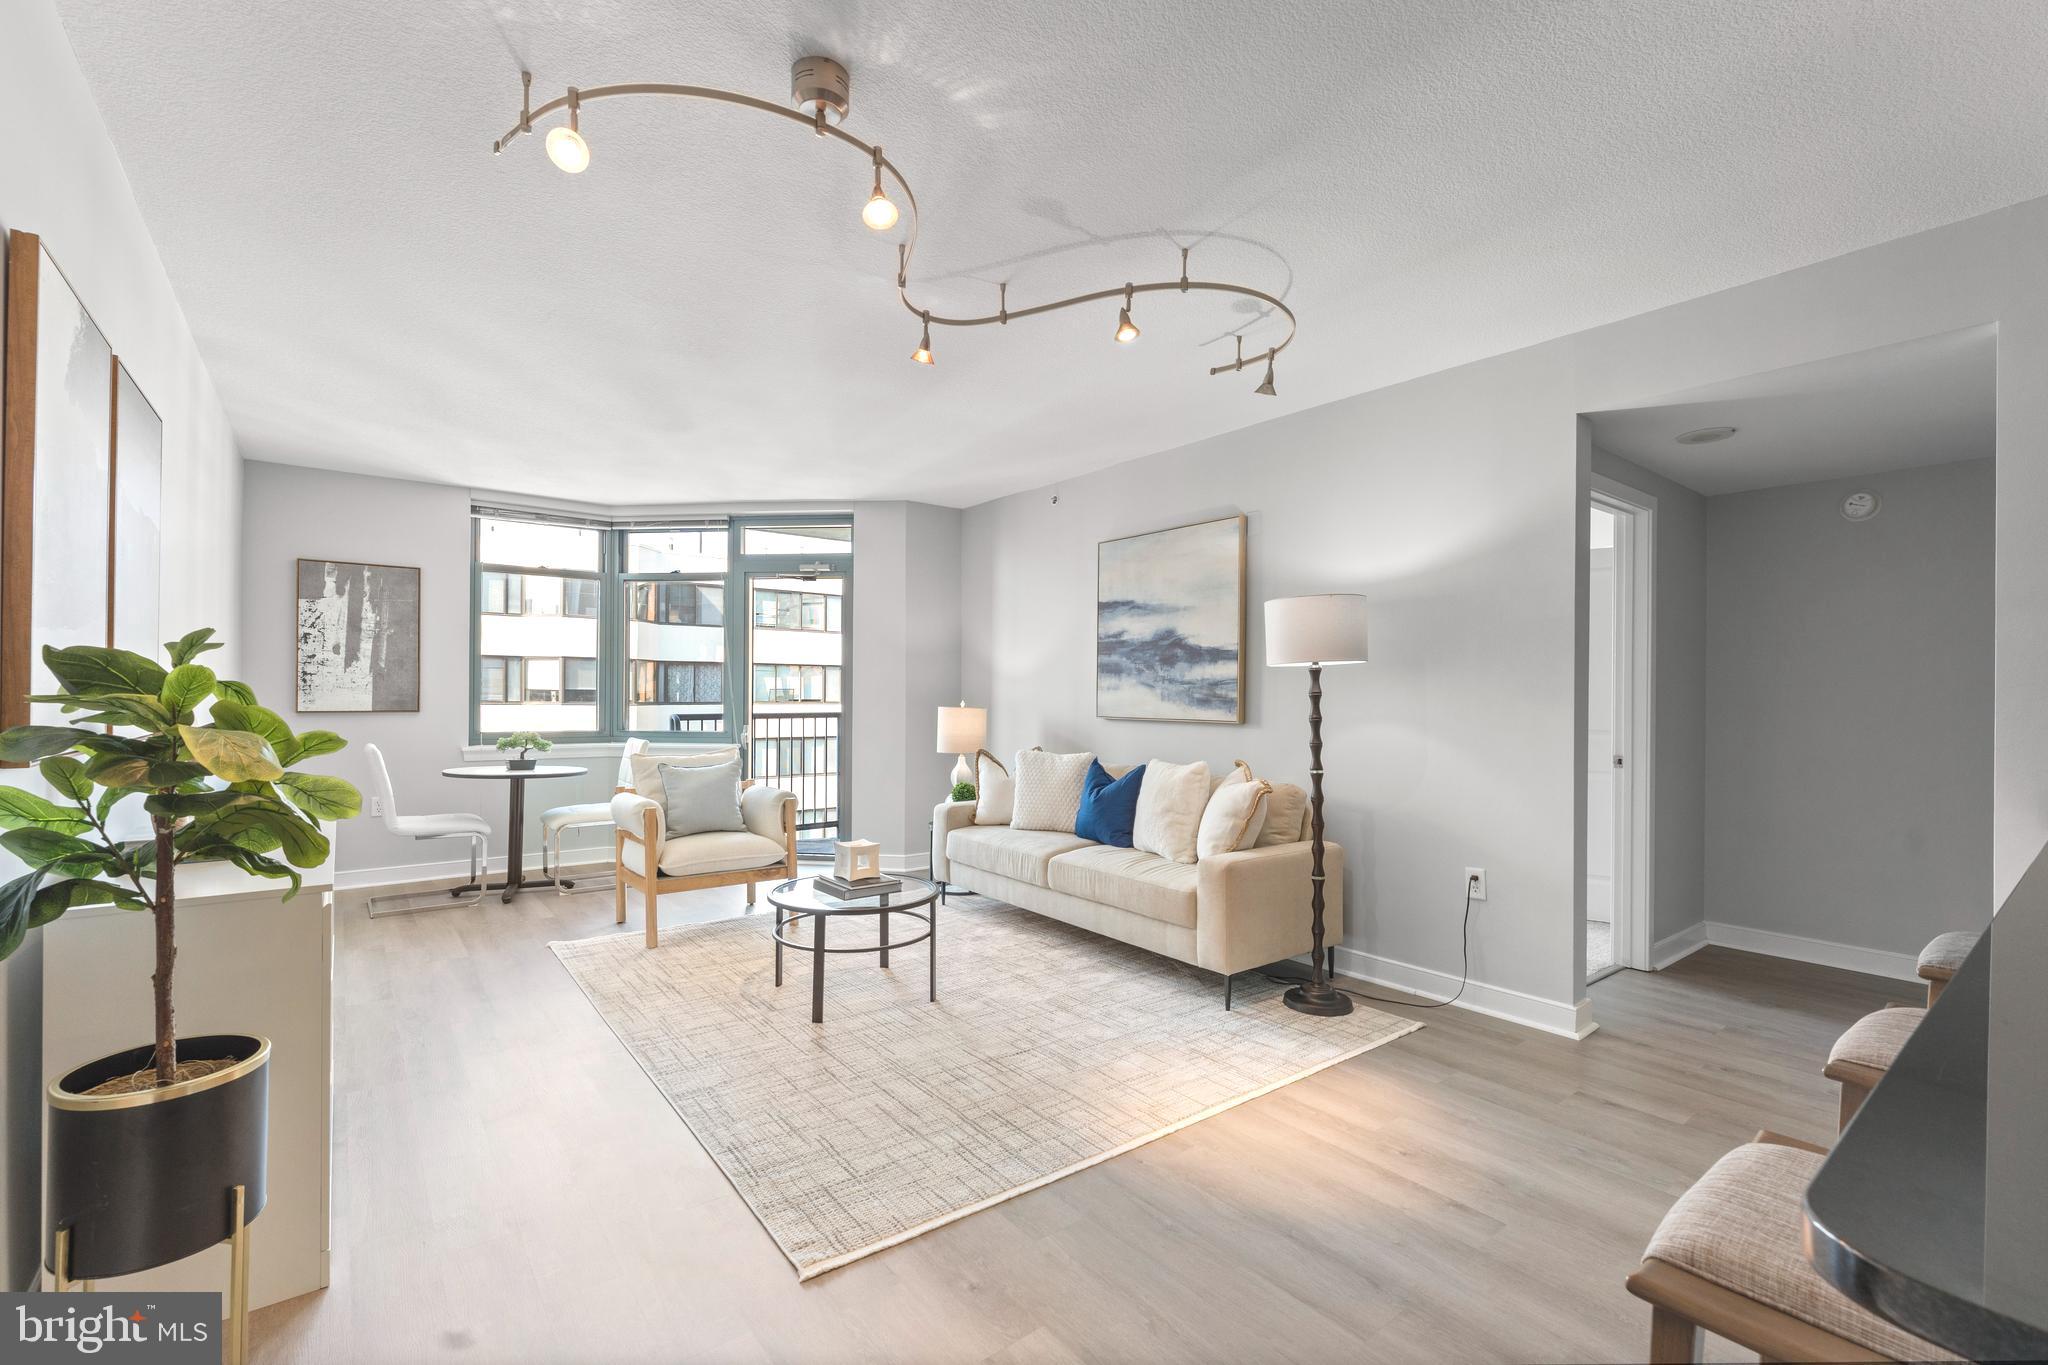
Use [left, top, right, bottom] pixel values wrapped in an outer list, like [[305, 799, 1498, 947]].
[[1074, 760, 1145, 847]]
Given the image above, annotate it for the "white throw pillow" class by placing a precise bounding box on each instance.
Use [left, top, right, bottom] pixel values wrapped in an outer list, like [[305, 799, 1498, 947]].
[[973, 750, 1015, 826], [1011, 749, 1094, 832], [629, 746, 741, 802], [1197, 778, 1271, 858], [1257, 782, 1310, 846], [1133, 759, 1210, 864]]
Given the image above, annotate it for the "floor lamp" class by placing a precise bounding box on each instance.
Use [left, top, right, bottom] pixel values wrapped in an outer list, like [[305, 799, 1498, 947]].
[[1265, 594, 1368, 1016]]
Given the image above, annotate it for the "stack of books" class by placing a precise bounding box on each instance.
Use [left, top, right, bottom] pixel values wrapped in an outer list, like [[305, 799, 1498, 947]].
[[813, 873, 904, 901]]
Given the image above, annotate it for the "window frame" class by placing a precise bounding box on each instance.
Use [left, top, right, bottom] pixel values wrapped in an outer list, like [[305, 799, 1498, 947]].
[[470, 513, 853, 748]]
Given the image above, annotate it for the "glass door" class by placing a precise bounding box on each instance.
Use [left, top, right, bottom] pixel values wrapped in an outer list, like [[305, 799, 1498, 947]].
[[746, 571, 846, 852]]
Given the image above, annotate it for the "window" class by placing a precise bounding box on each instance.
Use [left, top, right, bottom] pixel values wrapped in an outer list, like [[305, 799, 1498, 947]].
[[565, 657, 598, 704], [633, 582, 722, 626], [752, 663, 841, 704], [475, 517, 602, 735], [751, 588, 839, 632], [473, 514, 849, 741], [742, 524, 852, 556], [626, 529, 726, 574]]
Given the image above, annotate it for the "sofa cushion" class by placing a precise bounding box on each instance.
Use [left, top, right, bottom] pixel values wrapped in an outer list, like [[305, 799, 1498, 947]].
[[1074, 759, 1144, 847], [1047, 846, 1199, 928], [1257, 782, 1310, 846], [1012, 749, 1095, 832], [1133, 759, 1209, 864], [655, 830, 788, 878], [948, 825, 1093, 887], [973, 749, 1015, 825]]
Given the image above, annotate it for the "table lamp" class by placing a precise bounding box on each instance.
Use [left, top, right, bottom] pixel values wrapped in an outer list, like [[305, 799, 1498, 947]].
[[1265, 594, 1368, 1016], [936, 703, 987, 789]]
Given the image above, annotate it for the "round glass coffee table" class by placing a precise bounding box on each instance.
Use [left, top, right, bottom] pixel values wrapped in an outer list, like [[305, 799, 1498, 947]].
[[767, 876, 939, 1023]]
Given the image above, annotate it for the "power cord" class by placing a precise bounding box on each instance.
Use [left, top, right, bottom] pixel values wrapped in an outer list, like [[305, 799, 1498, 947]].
[[1262, 874, 1476, 1010]]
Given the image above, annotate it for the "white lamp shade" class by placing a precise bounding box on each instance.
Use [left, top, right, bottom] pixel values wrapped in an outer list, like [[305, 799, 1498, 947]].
[[1265, 594, 1368, 667], [936, 705, 987, 754]]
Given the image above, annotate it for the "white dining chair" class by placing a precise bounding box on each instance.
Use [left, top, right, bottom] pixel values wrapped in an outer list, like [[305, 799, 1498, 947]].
[[363, 743, 492, 918], [538, 738, 650, 894]]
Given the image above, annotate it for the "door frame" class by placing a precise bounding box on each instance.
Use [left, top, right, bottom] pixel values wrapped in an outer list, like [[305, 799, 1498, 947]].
[[1591, 476, 1657, 973]]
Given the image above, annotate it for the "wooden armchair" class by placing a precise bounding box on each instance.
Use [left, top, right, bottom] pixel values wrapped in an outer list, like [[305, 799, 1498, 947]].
[[612, 779, 798, 948]]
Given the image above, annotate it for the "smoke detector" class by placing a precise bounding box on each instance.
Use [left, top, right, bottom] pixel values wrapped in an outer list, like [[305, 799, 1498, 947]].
[[1675, 426, 1739, 445]]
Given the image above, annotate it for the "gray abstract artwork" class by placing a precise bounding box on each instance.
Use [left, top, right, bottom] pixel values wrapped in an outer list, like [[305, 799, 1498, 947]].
[[1097, 515, 1245, 723], [295, 559, 421, 712]]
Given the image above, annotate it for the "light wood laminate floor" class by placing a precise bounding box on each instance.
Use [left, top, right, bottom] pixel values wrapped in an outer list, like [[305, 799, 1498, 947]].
[[255, 883, 1913, 1364]]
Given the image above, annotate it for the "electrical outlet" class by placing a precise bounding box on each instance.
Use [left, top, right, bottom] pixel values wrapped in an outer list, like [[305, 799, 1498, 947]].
[[1464, 867, 1487, 901], [370, 796, 384, 817]]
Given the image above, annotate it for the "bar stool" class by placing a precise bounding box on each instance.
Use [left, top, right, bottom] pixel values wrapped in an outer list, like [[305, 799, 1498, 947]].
[[1625, 1132, 1958, 1362], [1915, 930, 1978, 1007], [362, 744, 491, 918], [538, 738, 649, 894], [1823, 1006, 1924, 1130]]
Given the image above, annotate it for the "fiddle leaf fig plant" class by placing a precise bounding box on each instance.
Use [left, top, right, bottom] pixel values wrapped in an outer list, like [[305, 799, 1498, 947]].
[[0, 629, 359, 1087]]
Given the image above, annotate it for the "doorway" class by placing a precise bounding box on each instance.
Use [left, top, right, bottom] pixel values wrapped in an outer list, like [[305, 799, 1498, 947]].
[[1587, 481, 1655, 980], [746, 571, 847, 854]]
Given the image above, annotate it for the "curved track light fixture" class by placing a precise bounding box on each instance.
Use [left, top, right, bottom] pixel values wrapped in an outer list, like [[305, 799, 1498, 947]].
[[492, 57, 1296, 392]]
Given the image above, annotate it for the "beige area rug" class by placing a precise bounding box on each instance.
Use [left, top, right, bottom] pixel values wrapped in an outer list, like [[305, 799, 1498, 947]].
[[551, 895, 1421, 1279]]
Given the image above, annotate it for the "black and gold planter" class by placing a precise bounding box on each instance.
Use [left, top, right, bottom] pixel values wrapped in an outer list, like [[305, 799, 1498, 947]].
[[46, 1034, 268, 1365]]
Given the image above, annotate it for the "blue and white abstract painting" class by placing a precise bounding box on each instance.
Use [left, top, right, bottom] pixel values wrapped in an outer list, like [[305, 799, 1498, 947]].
[[1097, 515, 1245, 723]]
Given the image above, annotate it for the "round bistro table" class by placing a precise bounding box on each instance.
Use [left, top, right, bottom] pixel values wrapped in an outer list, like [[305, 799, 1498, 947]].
[[440, 764, 589, 901], [767, 876, 939, 1024]]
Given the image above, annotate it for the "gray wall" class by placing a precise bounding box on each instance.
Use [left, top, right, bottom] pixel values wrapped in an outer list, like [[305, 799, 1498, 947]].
[[965, 195, 2048, 1025], [1, 0, 246, 1290], [1705, 460, 1994, 954], [1591, 449, 1709, 947], [238, 461, 961, 882]]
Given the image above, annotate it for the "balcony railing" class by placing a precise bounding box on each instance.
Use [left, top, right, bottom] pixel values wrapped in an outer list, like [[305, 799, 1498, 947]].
[[748, 711, 841, 843]]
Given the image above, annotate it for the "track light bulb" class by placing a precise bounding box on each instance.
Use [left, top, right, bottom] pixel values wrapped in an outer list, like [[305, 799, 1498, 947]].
[[1115, 307, 1140, 344], [1255, 357, 1277, 396], [863, 184, 900, 231], [912, 314, 935, 366], [546, 124, 589, 173]]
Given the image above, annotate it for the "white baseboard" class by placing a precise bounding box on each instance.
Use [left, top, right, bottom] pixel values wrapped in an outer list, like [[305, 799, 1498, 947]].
[[1703, 922, 1919, 982], [882, 852, 931, 876], [1650, 921, 1709, 970], [336, 849, 615, 892], [1323, 945, 1594, 1040]]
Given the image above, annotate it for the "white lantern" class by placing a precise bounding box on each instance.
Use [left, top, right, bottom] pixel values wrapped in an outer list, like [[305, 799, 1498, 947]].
[[834, 839, 882, 882]]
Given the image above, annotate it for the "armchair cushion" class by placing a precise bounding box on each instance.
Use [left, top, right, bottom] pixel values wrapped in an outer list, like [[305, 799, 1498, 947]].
[[741, 784, 795, 842], [657, 831, 789, 878], [626, 745, 742, 801], [658, 758, 746, 837]]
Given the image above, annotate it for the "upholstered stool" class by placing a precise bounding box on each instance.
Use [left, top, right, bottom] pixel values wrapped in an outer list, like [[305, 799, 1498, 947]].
[[1916, 930, 1978, 1007], [1625, 1133, 1958, 1363], [1823, 1007, 1923, 1130]]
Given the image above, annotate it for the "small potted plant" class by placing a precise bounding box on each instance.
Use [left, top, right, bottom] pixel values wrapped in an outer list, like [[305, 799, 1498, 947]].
[[496, 731, 552, 771], [0, 629, 357, 1301], [950, 781, 976, 803]]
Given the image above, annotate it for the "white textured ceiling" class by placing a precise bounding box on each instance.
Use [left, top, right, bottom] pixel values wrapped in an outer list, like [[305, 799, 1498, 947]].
[[1589, 326, 1995, 496], [52, 1, 2048, 507]]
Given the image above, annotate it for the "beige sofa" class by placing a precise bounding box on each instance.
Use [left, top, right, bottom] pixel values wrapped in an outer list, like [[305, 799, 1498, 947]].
[[930, 773, 1341, 1007]]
